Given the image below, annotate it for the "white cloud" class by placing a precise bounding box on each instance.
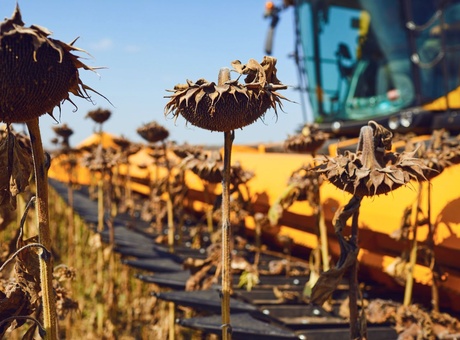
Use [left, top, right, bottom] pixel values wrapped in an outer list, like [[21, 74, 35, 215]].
[[90, 38, 113, 51], [124, 44, 141, 54]]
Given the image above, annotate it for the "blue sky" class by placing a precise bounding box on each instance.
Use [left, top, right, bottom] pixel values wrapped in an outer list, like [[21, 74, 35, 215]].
[[2, 0, 309, 148]]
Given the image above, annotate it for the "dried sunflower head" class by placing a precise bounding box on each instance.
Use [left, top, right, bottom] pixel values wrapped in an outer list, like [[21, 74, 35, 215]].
[[268, 164, 321, 226], [112, 135, 141, 158], [112, 135, 131, 149], [81, 144, 119, 171], [172, 142, 203, 159], [52, 123, 73, 149], [404, 129, 459, 180], [181, 150, 224, 183], [52, 124, 73, 139], [316, 121, 431, 197], [285, 123, 329, 154], [85, 108, 112, 124], [286, 164, 321, 203], [0, 5, 99, 123], [125, 144, 142, 157], [180, 150, 253, 185], [439, 132, 460, 166], [137, 121, 169, 144], [231, 161, 255, 187], [164, 56, 289, 132]]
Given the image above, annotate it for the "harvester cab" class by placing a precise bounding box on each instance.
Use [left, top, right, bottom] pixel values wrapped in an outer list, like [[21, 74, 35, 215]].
[[265, 0, 460, 137]]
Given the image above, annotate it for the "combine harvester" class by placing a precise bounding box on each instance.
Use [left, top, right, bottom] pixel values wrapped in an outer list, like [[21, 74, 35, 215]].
[[259, 0, 460, 312]]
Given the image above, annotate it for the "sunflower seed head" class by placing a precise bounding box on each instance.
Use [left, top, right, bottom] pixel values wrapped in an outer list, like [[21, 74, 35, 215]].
[[0, 5, 101, 123], [285, 123, 329, 154], [316, 121, 431, 197], [52, 124, 73, 139], [85, 108, 112, 124], [164, 56, 290, 132], [137, 121, 169, 144]]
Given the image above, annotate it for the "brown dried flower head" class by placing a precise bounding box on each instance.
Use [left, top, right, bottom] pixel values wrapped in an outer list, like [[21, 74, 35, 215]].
[[164, 56, 289, 132], [181, 150, 254, 185], [446, 134, 460, 164], [52, 123, 73, 139], [403, 133, 443, 181], [316, 121, 431, 197], [181, 150, 224, 183], [81, 144, 118, 171], [172, 143, 203, 159], [403, 129, 460, 180], [268, 164, 321, 226], [112, 136, 141, 159], [137, 121, 169, 144], [85, 108, 112, 124], [0, 5, 99, 123], [231, 161, 255, 187], [432, 130, 460, 168], [285, 123, 329, 154], [112, 135, 131, 149], [287, 164, 322, 203], [125, 144, 142, 157]]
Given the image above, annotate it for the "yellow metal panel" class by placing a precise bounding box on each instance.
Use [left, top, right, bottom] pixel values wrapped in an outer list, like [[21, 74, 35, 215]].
[[423, 86, 460, 111]]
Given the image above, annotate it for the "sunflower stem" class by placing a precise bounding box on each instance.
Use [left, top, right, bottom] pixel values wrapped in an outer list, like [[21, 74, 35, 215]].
[[312, 153, 330, 273], [221, 129, 234, 340], [168, 301, 176, 340], [162, 141, 175, 253], [404, 183, 422, 306], [66, 154, 75, 270], [26, 118, 58, 340], [204, 183, 214, 234], [349, 202, 366, 339], [215, 66, 234, 340], [426, 182, 440, 312]]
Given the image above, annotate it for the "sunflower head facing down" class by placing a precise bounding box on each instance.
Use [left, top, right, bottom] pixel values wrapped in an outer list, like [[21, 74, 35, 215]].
[[316, 121, 431, 197], [0, 5, 100, 124], [285, 123, 330, 154], [164, 56, 289, 132], [85, 108, 112, 125], [137, 121, 170, 144]]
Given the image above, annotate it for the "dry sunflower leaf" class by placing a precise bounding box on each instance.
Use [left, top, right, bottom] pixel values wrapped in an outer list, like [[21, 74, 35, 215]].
[[310, 246, 358, 305], [0, 131, 33, 210], [269, 163, 322, 226], [15, 234, 41, 305], [0, 284, 34, 336]]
